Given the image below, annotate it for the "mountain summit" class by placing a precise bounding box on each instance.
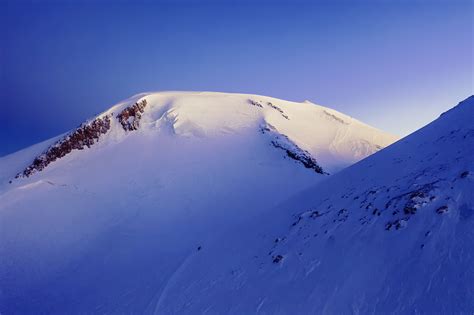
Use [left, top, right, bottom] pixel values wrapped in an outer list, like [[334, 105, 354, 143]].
[[0, 91, 399, 313], [1, 91, 397, 182]]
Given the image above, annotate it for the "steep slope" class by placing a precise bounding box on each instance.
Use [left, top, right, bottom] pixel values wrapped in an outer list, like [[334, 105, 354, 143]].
[[153, 96, 474, 314], [0, 91, 396, 314]]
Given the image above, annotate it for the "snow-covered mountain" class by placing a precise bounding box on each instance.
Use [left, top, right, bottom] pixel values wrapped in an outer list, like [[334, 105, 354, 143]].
[[0, 91, 397, 314], [1, 91, 396, 182], [152, 95, 474, 314]]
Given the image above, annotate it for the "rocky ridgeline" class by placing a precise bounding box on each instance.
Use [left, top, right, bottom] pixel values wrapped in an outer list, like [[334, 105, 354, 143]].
[[323, 110, 348, 125], [117, 99, 147, 131], [267, 102, 289, 120], [248, 99, 264, 108], [17, 100, 148, 178], [261, 125, 326, 175], [271, 139, 325, 174], [248, 99, 290, 120], [16, 115, 112, 178]]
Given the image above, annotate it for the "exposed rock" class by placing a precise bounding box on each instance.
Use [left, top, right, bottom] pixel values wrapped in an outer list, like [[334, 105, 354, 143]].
[[267, 102, 289, 120], [248, 99, 263, 108], [272, 254, 284, 263], [385, 183, 436, 212], [117, 99, 147, 131], [271, 139, 325, 174], [337, 208, 348, 222], [382, 182, 440, 231], [323, 110, 349, 125], [436, 205, 449, 214], [291, 216, 302, 227], [261, 124, 326, 174], [385, 218, 409, 231], [403, 191, 430, 215], [17, 115, 112, 178], [16, 100, 148, 178]]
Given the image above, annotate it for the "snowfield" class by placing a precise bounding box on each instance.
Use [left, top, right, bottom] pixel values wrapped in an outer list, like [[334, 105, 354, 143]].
[[0, 92, 397, 314], [153, 95, 474, 314], [2, 92, 472, 314]]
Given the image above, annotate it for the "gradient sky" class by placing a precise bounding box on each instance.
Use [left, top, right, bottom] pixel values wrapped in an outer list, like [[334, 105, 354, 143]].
[[1, 0, 472, 156]]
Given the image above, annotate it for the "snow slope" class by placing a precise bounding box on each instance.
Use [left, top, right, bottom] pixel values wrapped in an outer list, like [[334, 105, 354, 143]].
[[154, 96, 474, 314], [0, 91, 396, 314]]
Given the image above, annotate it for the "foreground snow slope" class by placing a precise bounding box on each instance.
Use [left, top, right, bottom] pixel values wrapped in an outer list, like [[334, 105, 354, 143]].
[[0, 92, 396, 313], [154, 96, 474, 314]]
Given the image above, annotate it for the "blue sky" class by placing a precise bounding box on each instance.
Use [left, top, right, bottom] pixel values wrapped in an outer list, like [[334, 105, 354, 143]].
[[1, 0, 472, 156]]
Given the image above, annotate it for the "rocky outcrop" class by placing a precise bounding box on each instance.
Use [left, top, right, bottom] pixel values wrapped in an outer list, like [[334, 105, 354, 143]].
[[17, 115, 112, 178], [117, 99, 147, 131], [248, 99, 290, 120], [266, 102, 289, 120], [271, 139, 325, 174], [17, 99, 149, 178], [272, 254, 284, 263], [248, 99, 264, 108], [323, 110, 348, 125], [261, 124, 326, 175]]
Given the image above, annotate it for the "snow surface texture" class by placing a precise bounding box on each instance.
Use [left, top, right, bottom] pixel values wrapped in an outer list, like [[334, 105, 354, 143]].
[[154, 96, 474, 314], [0, 91, 398, 314]]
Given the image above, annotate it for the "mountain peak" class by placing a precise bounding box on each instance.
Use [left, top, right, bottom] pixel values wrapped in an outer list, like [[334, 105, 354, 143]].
[[7, 91, 397, 181], [1, 94, 470, 314]]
